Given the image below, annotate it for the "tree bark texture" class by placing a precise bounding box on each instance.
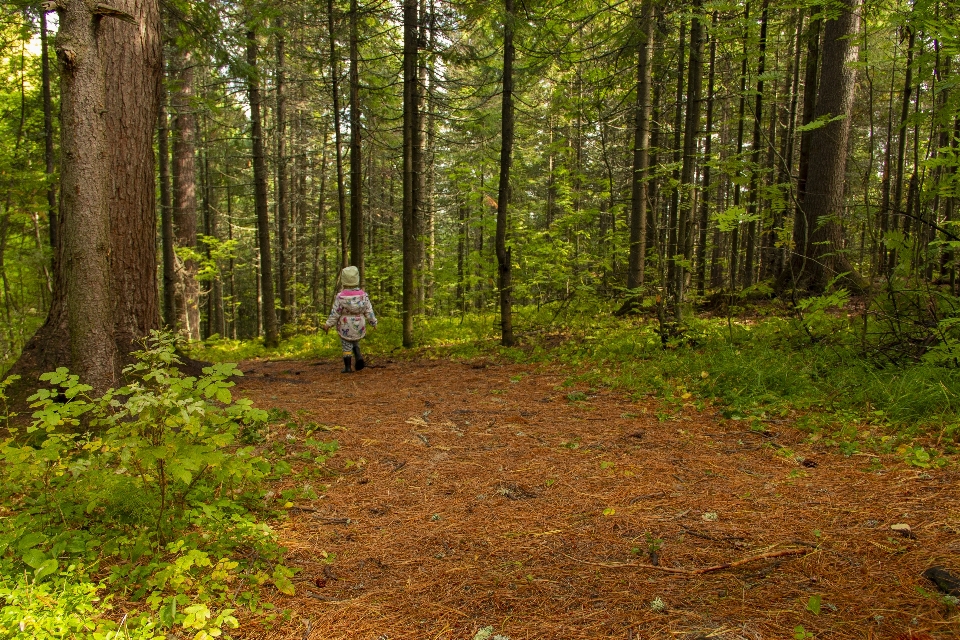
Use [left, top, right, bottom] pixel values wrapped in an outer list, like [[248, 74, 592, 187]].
[[170, 46, 200, 340], [790, 0, 863, 292], [402, 0, 419, 347], [12, 0, 162, 395], [626, 0, 654, 296], [349, 0, 364, 283], [276, 18, 290, 330], [496, 0, 515, 347], [246, 25, 279, 347], [328, 0, 348, 270]]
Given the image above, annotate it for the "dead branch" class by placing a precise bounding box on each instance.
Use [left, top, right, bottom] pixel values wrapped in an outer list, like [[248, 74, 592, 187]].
[[560, 547, 809, 575]]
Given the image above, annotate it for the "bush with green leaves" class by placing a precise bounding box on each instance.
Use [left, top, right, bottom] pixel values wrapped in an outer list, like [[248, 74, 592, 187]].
[[0, 332, 310, 638]]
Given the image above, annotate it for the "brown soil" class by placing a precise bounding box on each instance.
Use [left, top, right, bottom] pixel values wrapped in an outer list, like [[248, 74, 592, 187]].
[[234, 357, 960, 640]]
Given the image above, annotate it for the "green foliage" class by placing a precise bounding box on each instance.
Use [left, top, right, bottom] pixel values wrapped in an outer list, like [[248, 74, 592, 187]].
[[0, 332, 332, 638]]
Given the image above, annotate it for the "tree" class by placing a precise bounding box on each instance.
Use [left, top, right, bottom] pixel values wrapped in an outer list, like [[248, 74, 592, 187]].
[[786, 0, 865, 292], [402, 0, 418, 347], [496, 0, 515, 347], [12, 0, 162, 393], [245, 18, 279, 348]]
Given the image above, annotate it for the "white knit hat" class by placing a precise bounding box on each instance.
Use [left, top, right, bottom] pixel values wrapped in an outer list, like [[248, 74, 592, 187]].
[[341, 266, 360, 288]]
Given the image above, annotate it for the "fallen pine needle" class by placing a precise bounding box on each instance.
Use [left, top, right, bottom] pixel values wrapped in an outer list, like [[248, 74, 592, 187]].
[[559, 547, 809, 575]]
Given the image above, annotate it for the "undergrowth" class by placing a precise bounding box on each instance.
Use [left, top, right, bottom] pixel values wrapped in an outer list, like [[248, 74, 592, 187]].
[[0, 333, 335, 638], [189, 297, 960, 462]]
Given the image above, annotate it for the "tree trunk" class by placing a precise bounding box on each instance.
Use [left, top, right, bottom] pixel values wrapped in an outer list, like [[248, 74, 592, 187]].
[[158, 85, 176, 328], [677, 0, 704, 302], [730, 3, 749, 291], [666, 19, 686, 298], [695, 11, 717, 295], [275, 17, 290, 331], [497, 0, 515, 347], [246, 24, 279, 347], [744, 0, 768, 288], [328, 0, 348, 269], [349, 0, 364, 282], [402, 0, 419, 347], [13, 0, 162, 395], [170, 47, 200, 340], [55, 0, 117, 391], [626, 0, 654, 301], [790, 0, 864, 292], [41, 12, 57, 251], [778, 10, 821, 292]]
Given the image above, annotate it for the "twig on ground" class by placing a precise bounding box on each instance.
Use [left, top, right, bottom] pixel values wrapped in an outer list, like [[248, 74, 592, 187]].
[[560, 547, 809, 575]]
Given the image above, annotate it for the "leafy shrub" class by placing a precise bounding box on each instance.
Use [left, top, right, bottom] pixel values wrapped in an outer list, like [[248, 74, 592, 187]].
[[0, 332, 312, 638]]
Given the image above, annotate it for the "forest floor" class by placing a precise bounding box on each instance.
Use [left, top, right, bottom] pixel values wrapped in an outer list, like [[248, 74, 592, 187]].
[[233, 355, 960, 640]]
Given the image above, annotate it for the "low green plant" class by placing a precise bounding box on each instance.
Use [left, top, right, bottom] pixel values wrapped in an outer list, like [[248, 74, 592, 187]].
[[0, 332, 321, 638]]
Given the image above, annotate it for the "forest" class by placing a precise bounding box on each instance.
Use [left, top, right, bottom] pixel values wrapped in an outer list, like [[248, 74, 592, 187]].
[[0, 0, 959, 637]]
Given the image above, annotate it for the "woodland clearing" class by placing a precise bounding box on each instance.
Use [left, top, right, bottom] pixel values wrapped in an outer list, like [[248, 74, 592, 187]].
[[233, 356, 960, 640]]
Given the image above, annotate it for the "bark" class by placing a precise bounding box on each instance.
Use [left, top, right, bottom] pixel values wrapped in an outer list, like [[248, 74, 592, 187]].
[[328, 0, 348, 269], [744, 0, 768, 288], [677, 0, 704, 300], [276, 18, 290, 330], [170, 47, 200, 340], [497, 0, 515, 347], [777, 10, 821, 292], [730, 3, 749, 290], [666, 19, 686, 296], [158, 86, 176, 328], [402, 0, 419, 347], [246, 25, 279, 347], [695, 12, 717, 295], [14, 0, 162, 395], [349, 0, 364, 283], [41, 13, 57, 251], [626, 0, 654, 298], [54, 0, 116, 391], [789, 0, 865, 292]]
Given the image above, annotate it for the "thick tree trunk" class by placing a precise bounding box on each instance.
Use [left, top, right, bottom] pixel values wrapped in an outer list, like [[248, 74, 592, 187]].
[[246, 25, 279, 347], [497, 0, 515, 347], [56, 0, 116, 391], [349, 0, 364, 282], [402, 0, 419, 347], [170, 47, 200, 340], [790, 0, 865, 292], [13, 0, 162, 395]]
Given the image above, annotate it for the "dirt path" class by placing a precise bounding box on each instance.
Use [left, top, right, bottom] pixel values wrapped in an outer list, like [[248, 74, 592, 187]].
[[235, 357, 960, 640]]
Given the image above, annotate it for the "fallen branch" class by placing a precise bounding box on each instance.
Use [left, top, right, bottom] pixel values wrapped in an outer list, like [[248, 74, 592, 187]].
[[560, 547, 809, 575]]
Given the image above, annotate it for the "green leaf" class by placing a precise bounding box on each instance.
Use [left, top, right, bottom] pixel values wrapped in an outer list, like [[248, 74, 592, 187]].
[[34, 558, 59, 581], [216, 387, 232, 404], [274, 575, 296, 596], [17, 532, 46, 551], [22, 548, 48, 569], [806, 594, 821, 615]]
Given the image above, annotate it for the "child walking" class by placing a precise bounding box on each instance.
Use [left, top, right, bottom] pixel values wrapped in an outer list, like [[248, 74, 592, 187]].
[[323, 266, 378, 373]]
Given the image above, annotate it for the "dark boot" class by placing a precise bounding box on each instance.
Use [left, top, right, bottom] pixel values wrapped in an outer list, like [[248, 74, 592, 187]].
[[341, 356, 352, 373], [353, 343, 365, 371]]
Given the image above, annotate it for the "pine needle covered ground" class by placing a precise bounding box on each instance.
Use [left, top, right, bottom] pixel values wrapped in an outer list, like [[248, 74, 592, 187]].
[[233, 356, 960, 640]]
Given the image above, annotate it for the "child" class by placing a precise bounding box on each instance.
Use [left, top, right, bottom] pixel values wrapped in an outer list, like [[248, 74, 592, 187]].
[[323, 266, 377, 373]]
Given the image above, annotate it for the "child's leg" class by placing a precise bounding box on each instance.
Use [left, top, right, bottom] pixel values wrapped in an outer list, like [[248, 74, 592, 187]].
[[339, 338, 354, 373], [353, 341, 365, 370]]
